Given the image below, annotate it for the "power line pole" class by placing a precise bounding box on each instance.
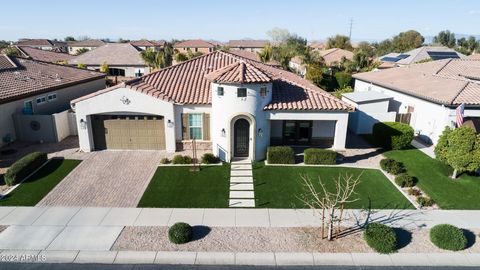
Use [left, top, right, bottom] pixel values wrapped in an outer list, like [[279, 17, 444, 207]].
[[349, 18, 353, 40]]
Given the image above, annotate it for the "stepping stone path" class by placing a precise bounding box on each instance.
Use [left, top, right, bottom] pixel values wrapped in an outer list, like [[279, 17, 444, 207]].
[[229, 160, 255, 207]]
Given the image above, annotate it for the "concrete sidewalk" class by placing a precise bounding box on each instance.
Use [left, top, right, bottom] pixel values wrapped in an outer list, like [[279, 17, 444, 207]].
[[0, 250, 480, 266]]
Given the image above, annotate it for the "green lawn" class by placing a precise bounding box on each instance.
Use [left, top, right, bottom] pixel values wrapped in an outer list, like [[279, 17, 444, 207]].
[[252, 163, 414, 209], [384, 148, 480, 209], [138, 165, 230, 208], [0, 158, 81, 206]]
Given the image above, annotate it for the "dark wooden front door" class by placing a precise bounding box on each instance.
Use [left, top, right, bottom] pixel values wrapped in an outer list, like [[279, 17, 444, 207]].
[[234, 119, 249, 157], [283, 120, 312, 145]]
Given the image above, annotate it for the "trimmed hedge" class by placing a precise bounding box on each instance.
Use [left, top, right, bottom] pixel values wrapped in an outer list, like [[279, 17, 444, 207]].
[[4, 152, 48, 186], [380, 158, 405, 175], [267, 146, 295, 164], [417, 196, 435, 207], [395, 173, 415, 188], [168, 222, 193, 244], [160, 158, 170, 164], [373, 122, 414, 150], [201, 153, 220, 164], [304, 148, 337, 165], [429, 224, 467, 251], [363, 223, 398, 254], [172, 155, 193, 164]]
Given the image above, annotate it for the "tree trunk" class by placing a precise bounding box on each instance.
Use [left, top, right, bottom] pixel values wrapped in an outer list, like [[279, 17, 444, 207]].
[[327, 208, 335, 241], [451, 168, 458, 179]]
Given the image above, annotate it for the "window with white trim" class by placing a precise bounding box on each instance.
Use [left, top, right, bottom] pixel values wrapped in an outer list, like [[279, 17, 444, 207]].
[[36, 96, 47, 105], [237, 88, 247, 98], [188, 114, 203, 140], [47, 93, 57, 101]]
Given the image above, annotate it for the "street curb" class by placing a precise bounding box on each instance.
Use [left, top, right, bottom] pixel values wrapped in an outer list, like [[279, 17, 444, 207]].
[[1, 250, 480, 266]]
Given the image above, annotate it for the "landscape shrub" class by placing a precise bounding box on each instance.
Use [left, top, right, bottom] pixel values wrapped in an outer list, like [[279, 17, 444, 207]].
[[363, 223, 397, 254], [417, 196, 435, 207], [4, 152, 48, 186], [334, 71, 352, 88], [372, 122, 414, 150], [267, 146, 295, 164], [304, 148, 337, 165], [407, 188, 422, 196], [160, 158, 170, 164], [172, 155, 193, 164], [168, 222, 193, 244], [201, 153, 220, 164], [394, 173, 415, 188], [429, 224, 467, 251], [380, 158, 405, 175]]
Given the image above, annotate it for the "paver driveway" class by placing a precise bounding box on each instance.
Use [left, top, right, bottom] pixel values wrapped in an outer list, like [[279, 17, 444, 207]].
[[38, 151, 165, 207]]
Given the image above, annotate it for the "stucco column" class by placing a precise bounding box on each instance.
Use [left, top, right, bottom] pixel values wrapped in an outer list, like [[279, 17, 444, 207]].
[[77, 114, 94, 152], [333, 114, 348, 150]]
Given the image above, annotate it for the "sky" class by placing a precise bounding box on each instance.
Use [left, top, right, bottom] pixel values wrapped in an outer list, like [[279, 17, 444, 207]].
[[1, 0, 479, 42]]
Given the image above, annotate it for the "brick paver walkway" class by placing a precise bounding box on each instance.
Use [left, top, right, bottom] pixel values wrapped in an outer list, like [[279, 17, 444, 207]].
[[37, 151, 165, 207]]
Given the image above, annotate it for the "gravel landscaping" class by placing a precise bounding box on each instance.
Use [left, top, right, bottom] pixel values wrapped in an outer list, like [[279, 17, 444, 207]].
[[112, 226, 480, 253]]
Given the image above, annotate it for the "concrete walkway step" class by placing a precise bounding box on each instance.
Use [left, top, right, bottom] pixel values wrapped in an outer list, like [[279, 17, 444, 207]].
[[229, 199, 255, 207], [230, 177, 253, 183], [231, 170, 252, 177], [230, 191, 255, 199], [231, 164, 252, 170], [230, 183, 254, 191], [231, 160, 251, 165]]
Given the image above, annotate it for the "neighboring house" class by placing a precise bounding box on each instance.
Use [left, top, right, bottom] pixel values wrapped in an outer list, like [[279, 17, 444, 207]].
[[16, 46, 74, 63], [227, 40, 270, 52], [69, 43, 148, 77], [309, 42, 326, 51], [68, 39, 106, 55], [229, 50, 280, 66], [174, 39, 217, 54], [352, 58, 480, 144], [0, 55, 105, 147], [72, 51, 352, 161], [15, 39, 68, 52], [130, 40, 165, 51], [289, 56, 306, 77], [319, 48, 354, 66], [379, 46, 465, 68], [468, 54, 480, 60]]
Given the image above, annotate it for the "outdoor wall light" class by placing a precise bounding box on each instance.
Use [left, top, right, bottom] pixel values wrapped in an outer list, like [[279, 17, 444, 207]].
[[221, 128, 226, 137], [79, 119, 87, 130], [167, 119, 174, 128], [258, 128, 263, 137]]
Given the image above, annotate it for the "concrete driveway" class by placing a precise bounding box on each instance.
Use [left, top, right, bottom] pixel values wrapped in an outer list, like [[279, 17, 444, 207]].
[[37, 151, 165, 207]]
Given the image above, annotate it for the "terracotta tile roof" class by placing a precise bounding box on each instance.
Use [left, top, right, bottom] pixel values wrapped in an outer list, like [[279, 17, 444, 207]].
[[468, 54, 480, 60], [17, 46, 74, 63], [69, 39, 106, 47], [205, 62, 272, 83], [319, 48, 354, 66], [15, 39, 53, 47], [227, 40, 270, 48], [70, 43, 146, 66], [0, 55, 17, 70], [130, 40, 165, 47], [174, 39, 216, 48], [0, 55, 105, 104], [353, 59, 480, 106], [74, 51, 352, 111]]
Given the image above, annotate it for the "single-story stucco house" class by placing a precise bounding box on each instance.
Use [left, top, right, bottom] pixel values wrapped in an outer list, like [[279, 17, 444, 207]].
[[0, 55, 105, 147], [351, 58, 480, 144], [71, 51, 352, 161]]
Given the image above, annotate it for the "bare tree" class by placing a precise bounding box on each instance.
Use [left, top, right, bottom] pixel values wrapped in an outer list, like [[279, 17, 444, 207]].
[[299, 173, 362, 241]]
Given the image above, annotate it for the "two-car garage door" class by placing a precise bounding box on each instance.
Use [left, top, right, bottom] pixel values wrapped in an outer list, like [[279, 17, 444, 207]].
[[92, 115, 165, 150]]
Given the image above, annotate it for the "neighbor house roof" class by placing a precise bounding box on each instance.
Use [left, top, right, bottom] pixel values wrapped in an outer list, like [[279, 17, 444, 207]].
[[69, 43, 145, 66], [227, 40, 270, 48], [69, 39, 106, 47], [173, 39, 216, 48], [0, 55, 105, 104], [379, 46, 465, 66], [342, 91, 392, 103], [15, 39, 54, 47], [73, 51, 351, 111], [353, 59, 480, 106], [228, 50, 280, 66], [319, 48, 354, 66], [130, 40, 165, 47], [16, 46, 74, 63], [468, 54, 480, 60], [309, 42, 326, 50]]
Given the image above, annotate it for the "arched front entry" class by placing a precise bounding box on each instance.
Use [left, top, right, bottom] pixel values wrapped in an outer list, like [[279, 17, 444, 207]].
[[234, 118, 250, 157]]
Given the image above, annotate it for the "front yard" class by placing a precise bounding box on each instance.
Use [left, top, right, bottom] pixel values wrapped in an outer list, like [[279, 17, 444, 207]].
[[0, 158, 81, 206], [138, 165, 230, 208], [252, 163, 414, 209], [384, 148, 480, 209]]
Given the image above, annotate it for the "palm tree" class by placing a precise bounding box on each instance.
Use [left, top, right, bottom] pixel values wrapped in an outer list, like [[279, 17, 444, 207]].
[[257, 44, 273, 63], [140, 43, 174, 71]]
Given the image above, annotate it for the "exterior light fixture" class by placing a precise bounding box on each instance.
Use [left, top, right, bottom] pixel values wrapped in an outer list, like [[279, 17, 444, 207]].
[[79, 119, 87, 130], [221, 128, 226, 137], [258, 128, 263, 137], [167, 119, 174, 128]]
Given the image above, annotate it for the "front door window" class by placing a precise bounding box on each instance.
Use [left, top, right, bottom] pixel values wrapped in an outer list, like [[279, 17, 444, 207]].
[[283, 120, 312, 145], [234, 119, 249, 157]]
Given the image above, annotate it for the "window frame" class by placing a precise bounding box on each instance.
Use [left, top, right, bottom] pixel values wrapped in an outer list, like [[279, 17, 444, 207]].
[[36, 96, 47, 105], [237, 87, 247, 98], [47, 93, 57, 101], [260, 86, 267, 97], [217, 86, 224, 96], [188, 113, 203, 140]]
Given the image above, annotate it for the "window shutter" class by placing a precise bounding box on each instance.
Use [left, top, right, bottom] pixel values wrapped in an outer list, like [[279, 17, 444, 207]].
[[203, 113, 210, 141], [182, 113, 189, 140]]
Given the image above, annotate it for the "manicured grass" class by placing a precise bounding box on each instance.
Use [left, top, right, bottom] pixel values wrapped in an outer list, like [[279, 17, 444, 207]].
[[253, 163, 414, 209], [0, 158, 81, 206], [384, 148, 480, 209], [138, 165, 230, 208]]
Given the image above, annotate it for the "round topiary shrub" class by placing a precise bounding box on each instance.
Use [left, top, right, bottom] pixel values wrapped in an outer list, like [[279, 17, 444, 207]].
[[395, 173, 415, 188], [380, 158, 405, 175], [172, 155, 185, 164], [373, 122, 414, 150], [183, 155, 193, 164], [168, 222, 193, 244], [429, 224, 467, 251], [363, 223, 397, 254]]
